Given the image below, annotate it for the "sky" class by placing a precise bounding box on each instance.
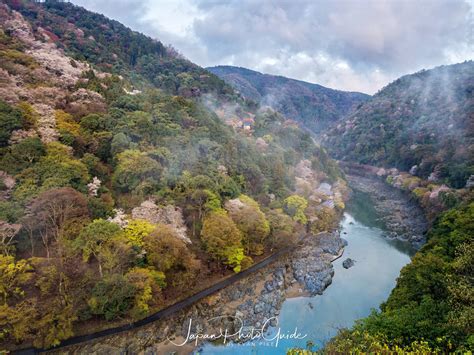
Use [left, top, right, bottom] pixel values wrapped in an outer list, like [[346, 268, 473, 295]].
[[70, 0, 473, 94]]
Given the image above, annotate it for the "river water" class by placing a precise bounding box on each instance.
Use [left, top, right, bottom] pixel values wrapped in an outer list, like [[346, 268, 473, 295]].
[[199, 191, 415, 354]]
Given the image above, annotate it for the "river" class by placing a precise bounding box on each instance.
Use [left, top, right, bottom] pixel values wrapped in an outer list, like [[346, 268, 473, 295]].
[[198, 190, 415, 354]]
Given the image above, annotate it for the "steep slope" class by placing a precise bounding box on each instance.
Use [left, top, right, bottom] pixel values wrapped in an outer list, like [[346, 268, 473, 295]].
[[207, 65, 370, 133], [8, 0, 237, 100], [0, 1, 347, 350], [323, 61, 474, 188]]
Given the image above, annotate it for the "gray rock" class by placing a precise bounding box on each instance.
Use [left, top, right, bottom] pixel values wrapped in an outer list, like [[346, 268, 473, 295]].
[[274, 268, 285, 280], [346, 173, 428, 249], [264, 280, 274, 292], [254, 302, 264, 314], [342, 258, 355, 269], [317, 232, 345, 255]]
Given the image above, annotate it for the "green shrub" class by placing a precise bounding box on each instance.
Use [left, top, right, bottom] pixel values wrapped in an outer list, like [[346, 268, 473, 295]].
[[88, 275, 136, 320]]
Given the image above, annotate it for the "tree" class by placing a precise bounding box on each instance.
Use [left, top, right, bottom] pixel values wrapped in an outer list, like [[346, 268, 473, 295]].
[[80, 113, 106, 132], [0, 100, 23, 147], [88, 274, 136, 320], [16, 102, 38, 129], [217, 175, 241, 199], [447, 241, 474, 339], [34, 142, 90, 190], [0, 255, 31, 304], [0, 137, 46, 175], [0, 221, 21, 256], [125, 267, 165, 318], [308, 206, 337, 234], [185, 189, 221, 236], [223, 246, 246, 272], [0, 255, 33, 344], [31, 259, 78, 348], [143, 224, 199, 279], [56, 110, 81, 138], [225, 195, 270, 255], [284, 195, 308, 224], [121, 219, 155, 248], [76, 219, 132, 277], [200, 211, 244, 271], [266, 208, 297, 249], [112, 149, 161, 193], [126, 111, 156, 143], [110, 132, 131, 156], [193, 189, 221, 214], [24, 187, 89, 258]]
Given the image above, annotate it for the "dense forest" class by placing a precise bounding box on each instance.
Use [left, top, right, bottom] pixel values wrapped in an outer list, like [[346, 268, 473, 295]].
[[1, 0, 473, 353], [208, 65, 369, 133], [323, 62, 474, 188], [0, 0, 346, 349]]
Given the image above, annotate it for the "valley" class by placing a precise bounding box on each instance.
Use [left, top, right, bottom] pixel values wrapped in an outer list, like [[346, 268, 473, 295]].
[[0, 1, 472, 354], [207, 65, 369, 134]]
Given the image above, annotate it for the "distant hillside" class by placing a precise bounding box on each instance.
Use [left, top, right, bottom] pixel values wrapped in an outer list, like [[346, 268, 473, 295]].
[[323, 61, 474, 188], [207, 65, 370, 133]]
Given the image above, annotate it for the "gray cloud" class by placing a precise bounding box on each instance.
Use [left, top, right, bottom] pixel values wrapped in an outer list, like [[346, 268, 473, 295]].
[[71, 0, 148, 28], [71, 0, 473, 93]]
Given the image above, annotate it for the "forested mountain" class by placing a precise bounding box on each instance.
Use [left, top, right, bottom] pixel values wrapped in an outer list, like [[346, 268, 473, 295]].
[[207, 65, 369, 133], [0, 0, 346, 349], [324, 61, 474, 188], [7, 0, 241, 100], [319, 61, 474, 353]]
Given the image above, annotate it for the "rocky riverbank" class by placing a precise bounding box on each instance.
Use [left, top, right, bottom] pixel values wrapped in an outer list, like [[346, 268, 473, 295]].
[[48, 230, 345, 355], [346, 173, 428, 249]]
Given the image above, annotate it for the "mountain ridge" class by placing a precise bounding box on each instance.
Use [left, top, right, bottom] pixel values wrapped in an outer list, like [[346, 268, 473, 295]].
[[207, 65, 370, 133]]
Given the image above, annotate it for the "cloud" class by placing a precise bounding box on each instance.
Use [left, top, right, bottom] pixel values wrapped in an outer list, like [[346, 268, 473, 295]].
[[71, 0, 473, 94]]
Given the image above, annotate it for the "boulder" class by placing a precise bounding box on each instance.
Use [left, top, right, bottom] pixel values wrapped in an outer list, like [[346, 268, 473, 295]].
[[342, 258, 355, 269], [253, 302, 264, 314]]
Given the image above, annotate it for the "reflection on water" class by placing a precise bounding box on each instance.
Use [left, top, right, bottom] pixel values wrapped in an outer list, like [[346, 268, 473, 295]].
[[199, 191, 413, 354], [346, 189, 385, 229], [347, 190, 417, 256]]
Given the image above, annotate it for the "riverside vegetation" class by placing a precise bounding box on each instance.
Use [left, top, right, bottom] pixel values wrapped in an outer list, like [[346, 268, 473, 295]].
[[283, 66, 474, 353], [317, 63, 474, 353]]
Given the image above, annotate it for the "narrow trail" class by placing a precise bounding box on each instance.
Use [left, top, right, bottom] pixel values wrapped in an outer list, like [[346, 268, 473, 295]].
[[14, 236, 312, 354]]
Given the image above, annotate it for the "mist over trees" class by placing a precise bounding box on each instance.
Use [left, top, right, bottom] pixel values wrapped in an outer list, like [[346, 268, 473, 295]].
[[324, 61, 474, 189]]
